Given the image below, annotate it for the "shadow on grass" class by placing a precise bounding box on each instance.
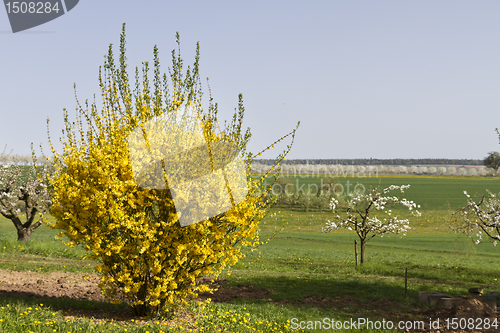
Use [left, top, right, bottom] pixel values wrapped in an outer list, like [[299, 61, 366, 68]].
[[206, 273, 436, 322], [0, 293, 135, 322], [0, 272, 438, 324]]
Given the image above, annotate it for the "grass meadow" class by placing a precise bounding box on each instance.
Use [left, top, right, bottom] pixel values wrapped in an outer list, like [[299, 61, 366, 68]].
[[0, 175, 499, 332], [264, 174, 500, 210]]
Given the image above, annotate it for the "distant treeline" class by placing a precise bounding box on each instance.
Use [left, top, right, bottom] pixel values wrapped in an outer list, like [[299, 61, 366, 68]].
[[255, 158, 483, 166]]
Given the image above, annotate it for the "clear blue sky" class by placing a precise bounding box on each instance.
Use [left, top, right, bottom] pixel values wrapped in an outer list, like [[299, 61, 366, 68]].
[[1, 1, 499, 160]]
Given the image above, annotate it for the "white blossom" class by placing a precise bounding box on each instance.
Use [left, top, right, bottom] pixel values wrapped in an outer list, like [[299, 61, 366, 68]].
[[0, 149, 52, 240], [451, 189, 500, 246], [324, 185, 420, 252]]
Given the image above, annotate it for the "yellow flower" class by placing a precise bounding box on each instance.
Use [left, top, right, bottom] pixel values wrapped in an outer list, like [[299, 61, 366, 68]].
[[47, 25, 296, 317]]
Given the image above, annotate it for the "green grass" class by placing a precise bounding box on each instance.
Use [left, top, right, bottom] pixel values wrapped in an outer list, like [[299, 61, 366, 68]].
[[261, 174, 500, 210], [0, 216, 92, 273], [259, 208, 459, 234], [1, 175, 500, 332], [238, 232, 500, 286]]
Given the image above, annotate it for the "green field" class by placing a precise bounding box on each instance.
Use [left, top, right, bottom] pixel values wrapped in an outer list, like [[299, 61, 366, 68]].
[[1, 176, 499, 332], [262, 174, 500, 210]]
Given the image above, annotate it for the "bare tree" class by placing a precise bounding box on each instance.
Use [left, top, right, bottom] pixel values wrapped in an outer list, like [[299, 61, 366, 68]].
[[484, 152, 500, 175]]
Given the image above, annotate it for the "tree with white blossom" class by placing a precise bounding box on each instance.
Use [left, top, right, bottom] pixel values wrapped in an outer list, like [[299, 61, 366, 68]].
[[419, 166, 428, 174], [323, 185, 420, 264], [0, 148, 52, 241], [395, 166, 408, 175], [450, 190, 500, 246], [458, 168, 467, 178], [468, 168, 478, 177], [438, 167, 447, 176], [409, 166, 419, 174]]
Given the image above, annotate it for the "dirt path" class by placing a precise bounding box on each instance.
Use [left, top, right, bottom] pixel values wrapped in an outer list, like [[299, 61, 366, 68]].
[[0, 269, 104, 302], [0, 269, 272, 304], [0, 269, 498, 332], [0, 269, 273, 322]]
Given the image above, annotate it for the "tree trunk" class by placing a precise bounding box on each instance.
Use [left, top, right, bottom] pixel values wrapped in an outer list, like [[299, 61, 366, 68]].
[[17, 227, 33, 242], [13, 216, 42, 242], [2, 210, 42, 242], [360, 239, 365, 264]]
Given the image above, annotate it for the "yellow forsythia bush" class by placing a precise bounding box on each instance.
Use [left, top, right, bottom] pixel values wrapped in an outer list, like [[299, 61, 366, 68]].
[[46, 24, 298, 316]]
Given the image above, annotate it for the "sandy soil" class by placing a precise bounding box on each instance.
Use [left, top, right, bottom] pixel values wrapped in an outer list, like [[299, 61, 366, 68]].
[[0, 270, 271, 304], [0, 269, 104, 302]]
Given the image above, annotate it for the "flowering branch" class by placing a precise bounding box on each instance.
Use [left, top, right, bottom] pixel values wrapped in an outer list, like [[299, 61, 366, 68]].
[[0, 148, 52, 241], [323, 184, 420, 264], [450, 190, 500, 246]]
